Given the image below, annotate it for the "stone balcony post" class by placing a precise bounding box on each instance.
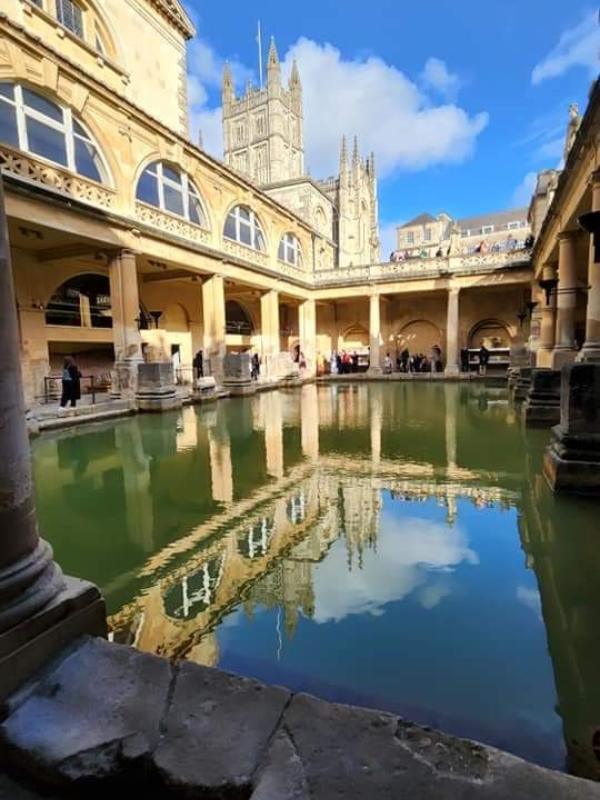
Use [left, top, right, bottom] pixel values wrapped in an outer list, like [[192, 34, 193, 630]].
[[580, 171, 600, 362], [367, 293, 382, 374], [551, 232, 578, 369], [445, 287, 460, 377], [0, 177, 105, 699]]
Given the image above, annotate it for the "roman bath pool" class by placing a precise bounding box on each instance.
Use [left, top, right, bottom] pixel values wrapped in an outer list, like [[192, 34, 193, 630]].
[[31, 383, 600, 779]]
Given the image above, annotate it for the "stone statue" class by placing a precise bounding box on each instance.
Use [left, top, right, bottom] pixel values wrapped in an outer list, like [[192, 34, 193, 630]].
[[448, 223, 461, 256], [564, 103, 582, 164]]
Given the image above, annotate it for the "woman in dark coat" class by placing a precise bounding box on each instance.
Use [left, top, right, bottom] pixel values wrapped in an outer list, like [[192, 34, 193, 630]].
[[60, 355, 82, 408]]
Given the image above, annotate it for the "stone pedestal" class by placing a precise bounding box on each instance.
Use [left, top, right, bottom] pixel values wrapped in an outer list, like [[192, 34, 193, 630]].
[[512, 367, 533, 402], [136, 363, 181, 412], [544, 363, 600, 494], [523, 369, 561, 428], [194, 376, 217, 402], [223, 353, 256, 396]]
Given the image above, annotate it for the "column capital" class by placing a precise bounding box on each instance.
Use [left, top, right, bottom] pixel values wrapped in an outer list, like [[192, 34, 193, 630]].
[[557, 229, 580, 244]]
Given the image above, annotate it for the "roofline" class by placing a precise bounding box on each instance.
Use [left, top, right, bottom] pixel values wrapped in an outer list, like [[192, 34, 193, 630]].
[[145, 0, 196, 39]]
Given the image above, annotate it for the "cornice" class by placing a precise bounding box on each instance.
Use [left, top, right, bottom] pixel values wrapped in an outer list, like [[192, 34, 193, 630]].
[[143, 0, 196, 39]]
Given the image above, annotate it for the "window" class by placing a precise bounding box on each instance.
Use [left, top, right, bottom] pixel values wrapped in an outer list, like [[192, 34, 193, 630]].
[[255, 114, 265, 136], [481, 225, 494, 235], [278, 233, 303, 267], [235, 123, 245, 145], [136, 161, 206, 225], [507, 221, 522, 230], [0, 83, 107, 182], [224, 205, 265, 251], [55, 0, 84, 39], [95, 28, 107, 56], [406, 231, 414, 245], [424, 228, 432, 242]]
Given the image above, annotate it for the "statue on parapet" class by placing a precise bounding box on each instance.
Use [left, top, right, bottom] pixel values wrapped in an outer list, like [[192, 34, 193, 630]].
[[564, 103, 582, 164]]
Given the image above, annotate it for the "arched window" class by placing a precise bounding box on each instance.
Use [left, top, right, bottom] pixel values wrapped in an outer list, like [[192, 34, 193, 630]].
[[45, 274, 112, 328], [278, 233, 303, 267], [0, 83, 108, 183], [224, 205, 265, 251], [56, 0, 84, 38], [136, 161, 206, 226]]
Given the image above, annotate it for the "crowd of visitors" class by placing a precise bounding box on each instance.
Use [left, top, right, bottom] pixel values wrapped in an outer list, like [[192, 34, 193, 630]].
[[389, 232, 535, 263]]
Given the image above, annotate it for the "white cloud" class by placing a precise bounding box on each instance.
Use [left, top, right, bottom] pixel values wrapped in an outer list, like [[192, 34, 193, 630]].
[[420, 57, 462, 100], [187, 36, 488, 178], [516, 586, 542, 620], [511, 171, 537, 207], [532, 11, 600, 85], [379, 221, 400, 260], [312, 513, 478, 624]]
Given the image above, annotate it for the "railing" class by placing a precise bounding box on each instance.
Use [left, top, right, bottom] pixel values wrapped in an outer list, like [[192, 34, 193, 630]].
[[0, 144, 116, 209], [313, 249, 532, 285], [135, 202, 211, 244], [222, 238, 269, 268], [42, 375, 109, 405]]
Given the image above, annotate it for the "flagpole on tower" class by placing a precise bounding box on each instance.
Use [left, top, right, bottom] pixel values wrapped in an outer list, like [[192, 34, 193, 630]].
[[257, 20, 263, 89]]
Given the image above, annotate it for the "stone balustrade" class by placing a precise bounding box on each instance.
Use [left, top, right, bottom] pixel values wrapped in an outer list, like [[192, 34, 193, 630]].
[[222, 238, 269, 268], [135, 201, 211, 244], [0, 144, 116, 209]]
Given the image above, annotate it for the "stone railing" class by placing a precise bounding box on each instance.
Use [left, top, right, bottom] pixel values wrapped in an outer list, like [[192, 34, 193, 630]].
[[222, 238, 269, 269], [314, 249, 532, 285], [0, 144, 116, 209], [135, 202, 211, 244]]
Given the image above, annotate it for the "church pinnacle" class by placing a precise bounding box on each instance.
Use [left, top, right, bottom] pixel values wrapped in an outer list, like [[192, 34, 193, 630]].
[[222, 61, 234, 104], [267, 36, 281, 88]]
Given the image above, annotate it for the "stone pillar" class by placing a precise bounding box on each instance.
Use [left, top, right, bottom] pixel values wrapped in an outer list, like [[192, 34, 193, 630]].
[[445, 287, 460, 377], [260, 290, 280, 379], [551, 232, 578, 369], [301, 383, 319, 461], [109, 249, 143, 398], [537, 265, 557, 368], [368, 293, 382, 374], [299, 298, 317, 377], [0, 178, 105, 699], [202, 275, 226, 384], [580, 172, 600, 362]]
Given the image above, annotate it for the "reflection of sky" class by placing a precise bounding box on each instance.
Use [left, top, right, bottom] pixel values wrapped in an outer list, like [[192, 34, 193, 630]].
[[216, 493, 562, 769], [312, 505, 478, 623]]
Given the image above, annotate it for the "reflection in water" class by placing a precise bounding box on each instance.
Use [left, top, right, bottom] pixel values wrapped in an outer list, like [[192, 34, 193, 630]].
[[32, 384, 600, 779]]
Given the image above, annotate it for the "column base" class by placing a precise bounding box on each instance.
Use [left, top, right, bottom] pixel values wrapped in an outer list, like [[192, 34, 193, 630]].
[[444, 365, 460, 378], [367, 366, 382, 376], [111, 358, 143, 399], [136, 362, 181, 413], [550, 348, 577, 370], [0, 576, 106, 702], [544, 429, 600, 495], [523, 369, 561, 428]]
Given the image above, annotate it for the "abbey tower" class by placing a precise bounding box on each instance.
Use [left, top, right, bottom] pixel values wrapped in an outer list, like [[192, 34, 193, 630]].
[[222, 39, 379, 267]]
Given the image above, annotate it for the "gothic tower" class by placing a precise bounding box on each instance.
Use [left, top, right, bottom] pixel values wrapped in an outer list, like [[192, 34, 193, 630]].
[[222, 38, 304, 185], [335, 136, 380, 266]]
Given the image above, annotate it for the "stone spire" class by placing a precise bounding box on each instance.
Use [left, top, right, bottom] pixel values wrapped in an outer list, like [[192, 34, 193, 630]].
[[340, 135, 348, 171], [267, 36, 281, 89], [290, 58, 301, 89], [352, 135, 360, 167], [289, 58, 302, 112], [222, 61, 234, 106]]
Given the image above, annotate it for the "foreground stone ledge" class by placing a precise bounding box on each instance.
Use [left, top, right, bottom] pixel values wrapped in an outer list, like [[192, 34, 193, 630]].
[[1, 637, 599, 799]]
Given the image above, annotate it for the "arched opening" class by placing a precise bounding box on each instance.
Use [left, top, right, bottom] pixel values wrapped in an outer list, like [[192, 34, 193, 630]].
[[468, 319, 511, 349], [224, 205, 266, 251], [136, 160, 207, 226], [225, 300, 254, 335], [45, 273, 111, 328], [341, 324, 369, 350], [397, 320, 442, 354]]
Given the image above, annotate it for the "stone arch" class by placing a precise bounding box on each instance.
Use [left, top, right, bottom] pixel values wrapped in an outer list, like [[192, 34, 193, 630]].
[[341, 324, 369, 350], [397, 320, 442, 353], [45, 272, 112, 328], [468, 319, 512, 349], [225, 299, 254, 334], [162, 303, 190, 333]]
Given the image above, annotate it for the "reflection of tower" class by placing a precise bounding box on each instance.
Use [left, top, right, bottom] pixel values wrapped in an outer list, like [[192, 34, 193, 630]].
[[340, 482, 381, 569], [519, 447, 600, 780], [115, 421, 155, 552]]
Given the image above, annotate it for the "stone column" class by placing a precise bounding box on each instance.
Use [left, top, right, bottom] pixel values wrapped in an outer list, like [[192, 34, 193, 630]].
[[109, 249, 143, 398], [299, 298, 317, 377], [0, 178, 105, 699], [368, 293, 382, 374], [551, 232, 578, 369], [537, 265, 557, 368], [580, 172, 600, 362], [260, 290, 280, 379], [202, 275, 226, 384], [445, 287, 460, 376]]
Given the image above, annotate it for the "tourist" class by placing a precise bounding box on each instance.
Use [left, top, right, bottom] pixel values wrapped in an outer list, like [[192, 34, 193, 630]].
[[317, 353, 325, 376], [193, 349, 203, 380], [299, 351, 307, 371], [330, 351, 338, 375], [351, 351, 359, 373], [401, 348, 410, 372], [431, 345, 442, 372], [435, 247, 443, 258], [479, 341, 490, 376], [384, 353, 393, 374], [336, 352, 343, 374], [251, 352, 260, 380], [460, 347, 470, 373], [525, 233, 534, 249], [341, 351, 351, 374], [60, 355, 82, 409]]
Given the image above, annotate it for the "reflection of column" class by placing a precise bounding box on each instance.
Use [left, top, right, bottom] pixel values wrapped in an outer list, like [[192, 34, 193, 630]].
[[176, 406, 199, 452], [537, 265, 557, 367], [264, 391, 284, 478], [109, 249, 143, 397], [445, 384, 457, 470], [580, 172, 600, 362], [0, 180, 104, 698], [370, 385, 382, 466], [208, 424, 233, 504], [551, 232, 578, 369], [299, 298, 317, 376], [260, 290, 280, 378], [115, 422, 154, 552], [301, 383, 319, 461], [445, 288, 460, 376], [368, 293, 382, 374], [202, 275, 226, 384]]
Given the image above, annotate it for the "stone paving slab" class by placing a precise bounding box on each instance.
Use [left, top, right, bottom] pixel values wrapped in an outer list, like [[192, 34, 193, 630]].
[[1, 637, 599, 799]]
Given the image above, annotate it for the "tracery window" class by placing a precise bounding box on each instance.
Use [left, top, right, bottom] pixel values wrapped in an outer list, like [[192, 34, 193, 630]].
[[223, 205, 266, 251], [0, 83, 108, 183], [278, 233, 303, 267], [136, 161, 206, 225], [55, 0, 84, 39]]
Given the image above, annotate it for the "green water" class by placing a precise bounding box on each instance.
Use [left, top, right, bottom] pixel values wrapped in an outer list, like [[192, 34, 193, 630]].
[[31, 383, 600, 778]]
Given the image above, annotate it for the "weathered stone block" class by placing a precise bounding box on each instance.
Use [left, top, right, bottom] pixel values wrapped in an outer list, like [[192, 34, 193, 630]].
[[136, 362, 181, 412], [523, 368, 561, 428], [544, 363, 600, 494], [153, 661, 290, 795]]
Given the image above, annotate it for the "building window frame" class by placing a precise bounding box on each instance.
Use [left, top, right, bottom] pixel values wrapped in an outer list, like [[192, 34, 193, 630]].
[[507, 220, 522, 231], [135, 161, 207, 226], [406, 231, 414, 245], [224, 205, 266, 251], [55, 0, 84, 40], [424, 228, 432, 242], [481, 225, 494, 235], [278, 233, 303, 267]]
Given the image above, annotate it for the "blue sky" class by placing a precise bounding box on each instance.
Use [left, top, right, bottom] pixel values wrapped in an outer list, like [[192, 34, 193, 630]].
[[183, 1, 599, 253]]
